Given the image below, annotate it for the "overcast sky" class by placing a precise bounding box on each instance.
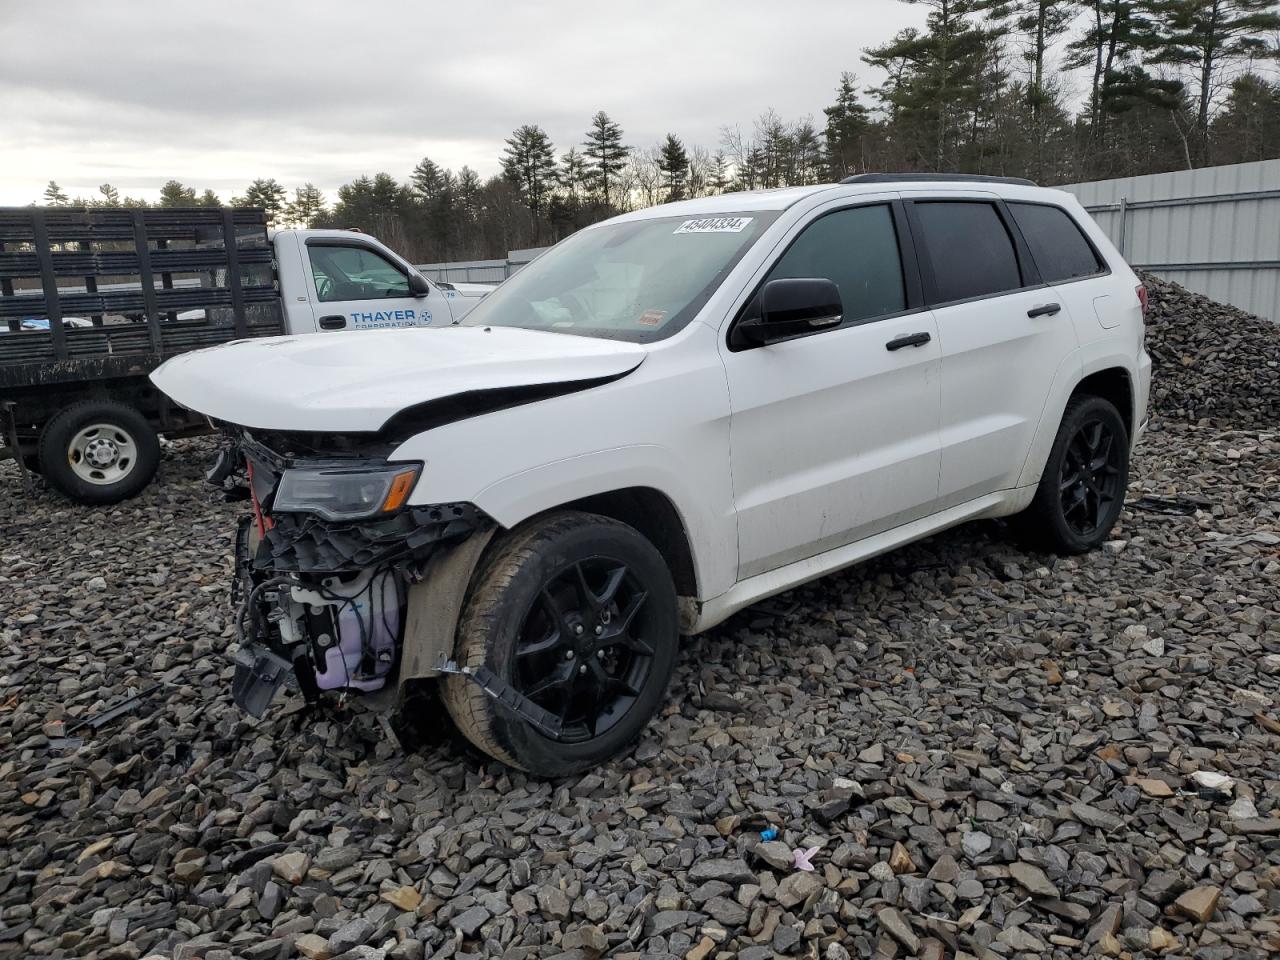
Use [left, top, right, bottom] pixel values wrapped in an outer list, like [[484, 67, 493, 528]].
[[0, 0, 933, 206]]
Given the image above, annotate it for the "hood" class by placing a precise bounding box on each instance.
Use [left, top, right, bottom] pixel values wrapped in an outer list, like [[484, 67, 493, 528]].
[[151, 326, 646, 433]]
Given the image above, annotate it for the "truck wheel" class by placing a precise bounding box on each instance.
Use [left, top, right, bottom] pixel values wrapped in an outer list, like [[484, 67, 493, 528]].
[[442, 511, 679, 777], [38, 400, 160, 505], [1016, 395, 1129, 554]]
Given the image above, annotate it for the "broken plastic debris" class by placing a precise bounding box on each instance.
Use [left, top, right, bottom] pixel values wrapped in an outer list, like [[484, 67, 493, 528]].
[[65, 684, 162, 734], [759, 827, 778, 842], [792, 846, 820, 871], [1189, 771, 1234, 796]]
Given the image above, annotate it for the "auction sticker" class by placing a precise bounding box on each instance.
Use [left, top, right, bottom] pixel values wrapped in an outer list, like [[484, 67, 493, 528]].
[[674, 216, 753, 234], [637, 309, 667, 327]]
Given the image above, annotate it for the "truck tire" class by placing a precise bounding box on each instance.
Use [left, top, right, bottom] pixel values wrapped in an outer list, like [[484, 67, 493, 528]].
[[1015, 395, 1129, 554], [38, 400, 160, 505], [441, 511, 679, 777]]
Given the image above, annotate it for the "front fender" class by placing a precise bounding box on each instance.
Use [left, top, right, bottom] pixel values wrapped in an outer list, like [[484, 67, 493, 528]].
[[471, 445, 735, 601], [392, 329, 737, 600]]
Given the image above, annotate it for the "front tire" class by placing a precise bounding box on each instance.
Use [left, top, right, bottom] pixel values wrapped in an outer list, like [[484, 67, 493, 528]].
[[1018, 395, 1129, 554], [441, 511, 678, 777], [38, 400, 160, 505]]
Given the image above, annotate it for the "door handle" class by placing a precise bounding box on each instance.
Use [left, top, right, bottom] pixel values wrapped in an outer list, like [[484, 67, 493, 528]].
[[885, 331, 932, 351], [1027, 303, 1062, 318], [318, 315, 347, 330]]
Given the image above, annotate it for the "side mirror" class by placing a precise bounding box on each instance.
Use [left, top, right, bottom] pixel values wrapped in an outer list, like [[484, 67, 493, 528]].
[[407, 272, 431, 297], [738, 278, 843, 345]]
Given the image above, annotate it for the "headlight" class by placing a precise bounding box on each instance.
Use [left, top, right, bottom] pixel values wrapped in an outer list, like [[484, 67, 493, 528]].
[[272, 463, 421, 520]]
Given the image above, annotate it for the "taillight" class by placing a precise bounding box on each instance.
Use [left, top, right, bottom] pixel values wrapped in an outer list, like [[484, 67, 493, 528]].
[[1136, 283, 1148, 316]]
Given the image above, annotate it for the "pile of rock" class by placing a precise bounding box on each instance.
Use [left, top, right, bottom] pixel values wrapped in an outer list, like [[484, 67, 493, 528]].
[[1142, 272, 1280, 429], [0, 286, 1277, 959]]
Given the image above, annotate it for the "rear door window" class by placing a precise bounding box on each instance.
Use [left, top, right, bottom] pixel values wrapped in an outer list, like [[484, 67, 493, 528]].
[[1008, 202, 1105, 283], [763, 204, 906, 323], [913, 201, 1022, 304]]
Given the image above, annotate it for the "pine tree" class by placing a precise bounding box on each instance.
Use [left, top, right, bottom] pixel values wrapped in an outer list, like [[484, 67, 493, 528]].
[[788, 119, 824, 185], [410, 157, 448, 203], [500, 124, 558, 230], [158, 180, 198, 206], [709, 153, 731, 194], [582, 111, 630, 208], [97, 183, 120, 206], [455, 167, 482, 224], [198, 189, 221, 207], [863, 1, 1000, 169], [1212, 72, 1280, 162], [1147, 0, 1280, 160], [43, 181, 69, 205], [1066, 1, 1164, 143], [824, 72, 872, 178], [286, 183, 326, 227], [1006, 1, 1075, 118], [558, 147, 590, 206], [657, 134, 690, 202], [232, 178, 288, 224]]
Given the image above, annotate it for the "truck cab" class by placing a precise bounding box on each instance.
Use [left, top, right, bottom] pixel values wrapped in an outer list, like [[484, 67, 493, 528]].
[[272, 229, 486, 334]]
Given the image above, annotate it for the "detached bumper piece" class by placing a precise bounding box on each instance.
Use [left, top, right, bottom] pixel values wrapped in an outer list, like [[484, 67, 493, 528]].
[[434, 656, 565, 740], [231, 644, 294, 717]]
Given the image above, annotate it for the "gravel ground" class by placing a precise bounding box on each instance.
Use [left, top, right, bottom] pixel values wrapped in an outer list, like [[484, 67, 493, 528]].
[[1, 279, 1278, 960]]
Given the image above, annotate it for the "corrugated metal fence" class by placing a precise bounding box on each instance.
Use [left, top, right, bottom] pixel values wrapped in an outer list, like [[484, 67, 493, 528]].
[[1058, 159, 1280, 322], [418, 160, 1280, 321], [415, 246, 546, 285]]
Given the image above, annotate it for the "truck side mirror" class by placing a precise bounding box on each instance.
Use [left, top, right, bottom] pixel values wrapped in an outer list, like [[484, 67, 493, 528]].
[[407, 273, 431, 297]]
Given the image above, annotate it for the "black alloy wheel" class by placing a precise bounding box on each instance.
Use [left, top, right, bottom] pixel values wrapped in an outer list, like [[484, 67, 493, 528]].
[[512, 557, 656, 743], [1017, 394, 1130, 554], [1059, 417, 1124, 538], [441, 511, 679, 776]]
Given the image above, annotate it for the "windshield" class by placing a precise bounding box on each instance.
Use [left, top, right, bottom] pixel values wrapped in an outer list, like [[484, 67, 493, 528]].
[[460, 212, 778, 342]]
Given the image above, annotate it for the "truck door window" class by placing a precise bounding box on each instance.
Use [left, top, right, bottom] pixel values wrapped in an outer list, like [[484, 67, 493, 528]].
[[307, 245, 412, 301]]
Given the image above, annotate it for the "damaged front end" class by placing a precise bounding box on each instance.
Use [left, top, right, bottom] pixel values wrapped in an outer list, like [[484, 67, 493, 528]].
[[230, 430, 487, 717]]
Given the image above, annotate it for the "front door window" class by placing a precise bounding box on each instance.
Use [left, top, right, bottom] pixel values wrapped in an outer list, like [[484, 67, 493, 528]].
[[308, 245, 411, 301]]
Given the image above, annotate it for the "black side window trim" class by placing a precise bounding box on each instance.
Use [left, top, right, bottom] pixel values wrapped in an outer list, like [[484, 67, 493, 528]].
[[904, 197, 1044, 309], [1002, 199, 1113, 286], [727, 198, 925, 352]]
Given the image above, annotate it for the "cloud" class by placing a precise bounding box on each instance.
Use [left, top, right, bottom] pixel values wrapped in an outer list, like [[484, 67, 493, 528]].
[[0, 0, 922, 204]]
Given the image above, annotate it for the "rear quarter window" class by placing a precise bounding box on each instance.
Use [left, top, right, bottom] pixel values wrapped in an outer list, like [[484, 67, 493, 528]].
[[1008, 202, 1106, 283]]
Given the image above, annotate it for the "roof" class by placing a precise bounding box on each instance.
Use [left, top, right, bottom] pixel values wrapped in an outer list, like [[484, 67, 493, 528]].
[[841, 172, 1038, 187], [612, 174, 1058, 223], [610, 185, 839, 221]]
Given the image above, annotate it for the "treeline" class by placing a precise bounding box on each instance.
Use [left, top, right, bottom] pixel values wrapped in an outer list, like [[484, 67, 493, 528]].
[[38, 0, 1280, 264]]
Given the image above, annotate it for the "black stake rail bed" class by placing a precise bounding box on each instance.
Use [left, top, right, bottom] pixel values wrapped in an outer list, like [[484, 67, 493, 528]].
[[0, 206, 289, 494], [0, 206, 283, 390]]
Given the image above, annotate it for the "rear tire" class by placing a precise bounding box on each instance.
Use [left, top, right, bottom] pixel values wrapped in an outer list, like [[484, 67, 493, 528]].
[[38, 400, 160, 505], [441, 511, 678, 777], [1016, 395, 1129, 554]]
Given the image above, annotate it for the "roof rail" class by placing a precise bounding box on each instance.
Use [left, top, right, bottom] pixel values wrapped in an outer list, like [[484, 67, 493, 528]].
[[840, 173, 1038, 187]]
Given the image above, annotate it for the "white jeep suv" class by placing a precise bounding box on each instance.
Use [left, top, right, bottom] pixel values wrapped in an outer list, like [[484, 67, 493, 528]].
[[153, 174, 1151, 775]]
